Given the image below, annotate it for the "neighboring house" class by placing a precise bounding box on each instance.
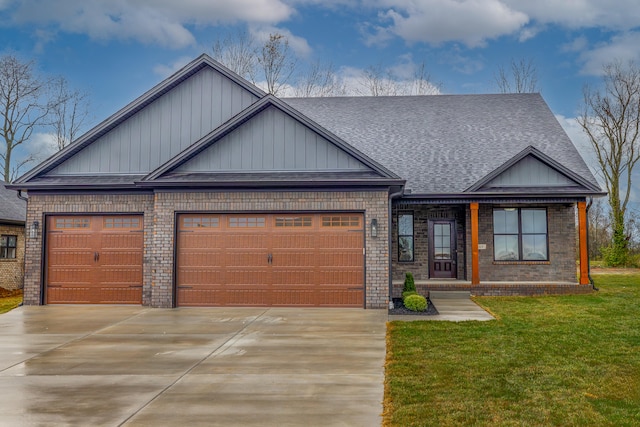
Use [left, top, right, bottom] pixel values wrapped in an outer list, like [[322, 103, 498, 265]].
[[8, 54, 604, 308], [0, 181, 26, 291]]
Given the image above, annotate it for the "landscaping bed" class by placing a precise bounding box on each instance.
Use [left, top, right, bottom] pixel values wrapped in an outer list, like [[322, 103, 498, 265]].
[[389, 297, 438, 316]]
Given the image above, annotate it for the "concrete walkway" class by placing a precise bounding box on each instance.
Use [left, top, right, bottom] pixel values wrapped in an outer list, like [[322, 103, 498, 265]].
[[0, 306, 387, 427], [388, 291, 495, 322]]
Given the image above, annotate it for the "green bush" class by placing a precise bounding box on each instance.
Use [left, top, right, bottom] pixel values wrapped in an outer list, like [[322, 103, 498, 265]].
[[402, 291, 418, 301], [404, 294, 427, 312], [403, 272, 416, 293]]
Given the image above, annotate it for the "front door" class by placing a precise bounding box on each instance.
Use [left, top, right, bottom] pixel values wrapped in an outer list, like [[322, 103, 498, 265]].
[[428, 220, 457, 279]]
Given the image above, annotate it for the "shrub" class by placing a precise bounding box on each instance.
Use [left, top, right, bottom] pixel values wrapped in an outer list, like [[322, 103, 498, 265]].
[[404, 294, 427, 312], [403, 272, 416, 293], [402, 291, 418, 301]]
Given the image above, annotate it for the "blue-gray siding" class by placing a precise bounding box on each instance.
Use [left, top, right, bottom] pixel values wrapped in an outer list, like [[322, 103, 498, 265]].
[[176, 106, 370, 172], [50, 68, 259, 175], [486, 155, 576, 188]]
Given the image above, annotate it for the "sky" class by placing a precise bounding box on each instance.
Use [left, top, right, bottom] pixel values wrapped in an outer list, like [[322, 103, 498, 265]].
[[1, 0, 639, 204]]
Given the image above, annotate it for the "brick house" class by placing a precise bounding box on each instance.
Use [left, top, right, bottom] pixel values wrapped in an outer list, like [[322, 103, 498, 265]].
[[0, 181, 26, 291], [8, 54, 604, 308]]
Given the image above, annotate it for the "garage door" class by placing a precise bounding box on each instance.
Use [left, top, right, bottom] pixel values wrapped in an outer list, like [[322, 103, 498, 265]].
[[177, 213, 364, 307], [46, 215, 144, 304]]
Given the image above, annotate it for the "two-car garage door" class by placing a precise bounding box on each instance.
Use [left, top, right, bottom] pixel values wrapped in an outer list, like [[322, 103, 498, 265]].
[[177, 213, 364, 307], [45, 212, 365, 307]]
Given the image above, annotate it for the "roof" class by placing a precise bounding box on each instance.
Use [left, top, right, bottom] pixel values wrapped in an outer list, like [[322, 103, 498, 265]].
[[285, 93, 601, 195], [0, 181, 26, 224]]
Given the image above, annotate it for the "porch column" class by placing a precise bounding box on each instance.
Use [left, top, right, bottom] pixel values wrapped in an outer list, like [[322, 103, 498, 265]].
[[470, 202, 480, 285], [578, 201, 590, 285]]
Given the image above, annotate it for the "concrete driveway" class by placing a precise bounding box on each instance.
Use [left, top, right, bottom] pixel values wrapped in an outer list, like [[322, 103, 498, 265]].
[[0, 306, 387, 427]]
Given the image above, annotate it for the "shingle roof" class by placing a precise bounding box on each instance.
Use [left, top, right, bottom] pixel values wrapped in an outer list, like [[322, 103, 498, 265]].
[[285, 93, 600, 195], [0, 181, 26, 223]]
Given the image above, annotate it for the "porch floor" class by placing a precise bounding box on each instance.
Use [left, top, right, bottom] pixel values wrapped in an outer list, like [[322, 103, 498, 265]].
[[392, 280, 593, 297]]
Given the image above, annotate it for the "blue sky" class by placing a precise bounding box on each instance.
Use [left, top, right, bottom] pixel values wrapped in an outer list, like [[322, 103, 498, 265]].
[[1, 0, 640, 199]]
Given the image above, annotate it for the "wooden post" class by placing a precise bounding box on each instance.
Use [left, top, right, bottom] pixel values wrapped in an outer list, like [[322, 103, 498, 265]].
[[470, 202, 480, 285], [578, 201, 590, 285]]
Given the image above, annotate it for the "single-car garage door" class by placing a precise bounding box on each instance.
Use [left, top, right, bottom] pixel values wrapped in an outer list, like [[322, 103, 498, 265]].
[[177, 213, 364, 307], [46, 215, 144, 304]]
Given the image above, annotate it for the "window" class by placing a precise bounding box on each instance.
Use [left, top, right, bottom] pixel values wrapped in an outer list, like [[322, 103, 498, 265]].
[[229, 217, 265, 228], [493, 208, 547, 261], [398, 212, 414, 262], [104, 217, 141, 228], [182, 217, 219, 228], [275, 216, 312, 227], [321, 216, 360, 227], [1, 235, 17, 259], [55, 218, 90, 229]]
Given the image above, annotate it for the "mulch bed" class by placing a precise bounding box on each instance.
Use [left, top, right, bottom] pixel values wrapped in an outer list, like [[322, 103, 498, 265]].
[[0, 288, 22, 298], [389, 297, 439, 316]]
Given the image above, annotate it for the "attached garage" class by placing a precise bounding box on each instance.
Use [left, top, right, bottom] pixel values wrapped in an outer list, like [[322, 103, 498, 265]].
[[45, 215, 144, 304], [176, 213, 364, 307]]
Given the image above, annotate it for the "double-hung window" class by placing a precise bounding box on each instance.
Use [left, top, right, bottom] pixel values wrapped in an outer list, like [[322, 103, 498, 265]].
[[493, 208, 548, 261], [0, 235, 17, 259], [398, 212, 414, 262]]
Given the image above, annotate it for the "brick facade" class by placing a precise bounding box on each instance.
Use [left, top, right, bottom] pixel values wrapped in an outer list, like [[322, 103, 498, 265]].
[[23, 190, 390, 309], [390, 202, 581, 297], [468, 203, 577, 283], [0, 223, 25, 290]]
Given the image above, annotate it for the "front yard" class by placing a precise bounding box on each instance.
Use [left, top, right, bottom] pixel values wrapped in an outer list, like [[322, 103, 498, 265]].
[[0, 289, 22, 314], [384, 273, 640, 426]]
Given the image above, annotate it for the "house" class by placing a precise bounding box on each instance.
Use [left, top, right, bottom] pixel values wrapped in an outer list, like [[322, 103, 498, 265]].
[[8, 54, 604, 308], [0, 181, 26, 291]]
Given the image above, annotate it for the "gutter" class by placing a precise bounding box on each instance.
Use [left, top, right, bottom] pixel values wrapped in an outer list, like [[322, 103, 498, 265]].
[[586, 197, 598, 291], [388, 187, 404, 309]]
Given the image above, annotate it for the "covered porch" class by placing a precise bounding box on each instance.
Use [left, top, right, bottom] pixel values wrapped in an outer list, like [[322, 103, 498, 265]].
[[390, 198, 592, 297]]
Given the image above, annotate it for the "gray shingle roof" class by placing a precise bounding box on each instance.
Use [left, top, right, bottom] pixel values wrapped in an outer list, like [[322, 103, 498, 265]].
[[285, 93, 600, 195], [0, 181, 26, 223]]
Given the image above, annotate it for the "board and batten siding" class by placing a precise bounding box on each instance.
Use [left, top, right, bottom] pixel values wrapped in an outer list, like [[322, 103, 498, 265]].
[[486, 156, 576, 188], [50, 67, 259, 175], [176, 106, 370, 172]]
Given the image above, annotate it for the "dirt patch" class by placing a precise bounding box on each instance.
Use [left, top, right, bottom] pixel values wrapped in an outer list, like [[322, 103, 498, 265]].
[[590, 268, 640, 275]]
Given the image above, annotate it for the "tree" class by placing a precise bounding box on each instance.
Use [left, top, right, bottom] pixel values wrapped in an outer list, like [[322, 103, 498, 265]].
[[587, 198, 611, 260], [293, 61, 346, 97], [212, 30, 258, 83], [578, 60, 640, 266], [357, 61, 439, 96], [50, 76, 90, 151], [0, 55, 56, 182], [495, 58, 539, 93], [257, 33, 296, 96]]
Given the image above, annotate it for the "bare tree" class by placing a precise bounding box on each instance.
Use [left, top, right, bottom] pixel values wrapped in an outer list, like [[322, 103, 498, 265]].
[[212, 30, 258, 83], [578, 60, 640, 266], [0, 55, 53, 182], [257, 33, 296, 96], [294, 61, 346, 97], [588, 198, 611, 260], [50, 76, 90, 151], [495, 58, 539, 93], [356, 61, 439, 97]]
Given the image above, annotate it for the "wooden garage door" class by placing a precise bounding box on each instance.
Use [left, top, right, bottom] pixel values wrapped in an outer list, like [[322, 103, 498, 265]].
[[177, 213, 364, 307], [46, 215, 144, 304]]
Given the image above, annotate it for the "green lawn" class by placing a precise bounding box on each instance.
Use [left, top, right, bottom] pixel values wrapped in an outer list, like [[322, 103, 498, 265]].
[[384, 274, 640, 427], [0, 290, 22, 314]]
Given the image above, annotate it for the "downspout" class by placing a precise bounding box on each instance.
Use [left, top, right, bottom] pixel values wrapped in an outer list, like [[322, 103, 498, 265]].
[[586, 197, 598, 291], [388, 187, 404, 309], [16, 190, 28, 306]]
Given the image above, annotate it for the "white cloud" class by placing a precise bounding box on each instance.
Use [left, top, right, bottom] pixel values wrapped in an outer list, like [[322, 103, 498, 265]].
[[6, 0, 293, 49], [27, 132, 57, 163], [153, 56, 193, 78], [556, 114, 603, 184], [249, 26, 312, 58], [561, 36, 589, 53], [579, 32, 640, 75], [366, 0, 529, 48]]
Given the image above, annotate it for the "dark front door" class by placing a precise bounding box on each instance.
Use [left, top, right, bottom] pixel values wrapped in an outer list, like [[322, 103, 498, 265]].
[[428, 220, 457, 279]]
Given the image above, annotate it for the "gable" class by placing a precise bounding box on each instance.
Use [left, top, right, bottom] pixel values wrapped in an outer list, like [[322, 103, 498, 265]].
[[48, 66, 260, 176], [174, 105, 370, 173], [483, 155, 577, 188]]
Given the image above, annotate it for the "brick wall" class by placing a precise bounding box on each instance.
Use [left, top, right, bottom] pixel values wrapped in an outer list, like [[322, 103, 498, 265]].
[[391, 205, 466, 282], [23, 193, 154, 305], [0, 223, 25, 291], [467, 203, 577, 282], [24, 190, 390, 309], [152, 190, 390, 308]]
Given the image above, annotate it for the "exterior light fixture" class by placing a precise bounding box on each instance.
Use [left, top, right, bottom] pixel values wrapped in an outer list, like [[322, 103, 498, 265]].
[[371, 218, 378, 238], [30, 220, 39, 239]]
